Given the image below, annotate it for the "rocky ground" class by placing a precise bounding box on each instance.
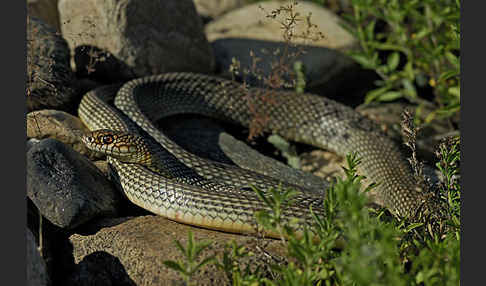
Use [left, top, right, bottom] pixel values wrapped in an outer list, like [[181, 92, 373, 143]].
[[26, 1, 449, 285]]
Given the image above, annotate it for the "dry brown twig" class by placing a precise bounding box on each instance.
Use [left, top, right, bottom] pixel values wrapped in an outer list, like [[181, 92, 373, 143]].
[[229, 1, 325, 140]]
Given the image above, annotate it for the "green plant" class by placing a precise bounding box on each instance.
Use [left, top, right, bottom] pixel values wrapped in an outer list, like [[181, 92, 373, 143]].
[[216, 240, 266, 285], [410, 234, 460, 286], [253, 184, 302, 244], [341, 0, 460, 123], [165, 147, 460, 285], [163, 231, 216, 285], [435, 136, 461, 239], [249, 153, 408, 285]]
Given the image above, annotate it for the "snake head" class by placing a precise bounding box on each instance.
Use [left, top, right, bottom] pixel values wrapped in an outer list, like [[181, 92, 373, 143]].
[[82, 129, 152, 165]]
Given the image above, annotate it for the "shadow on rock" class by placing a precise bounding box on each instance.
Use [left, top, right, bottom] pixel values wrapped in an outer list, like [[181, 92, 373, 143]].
[[64, 251, 137, 286], [74, 45, 136, 83], [211, 37, 380, 107]]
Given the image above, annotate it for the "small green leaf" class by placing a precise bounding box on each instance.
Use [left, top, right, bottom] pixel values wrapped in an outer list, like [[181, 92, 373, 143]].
[[364, 86, 391, 104], [448, 86, 460, 97], [402, 78, 417, 99], [193, 256, 216, 274], [268, 134, 300, 169], [403, 61, 415, 80], [404, 222, 424, 233], [416, 271, 425, 283], [425, 111, 437, 123], [174, 240, 186, 257], [376, 91, 403, 102], [445, 52, 459, 68], [436, 104, 460, 116], [194, 240, 212, 258], [350, 54, 376, 69], [287, 156, 301, 169], [252, 186, 272, 208], [387, 52, 400, 71], [365, 20, 376, 40], [438, 70, 459, 82], [377, 64, 390, 75], [268, 134, 290, 151], [163, 261, 187, 274], [414, 28, 430, 40], [372, 42, 410, 55]]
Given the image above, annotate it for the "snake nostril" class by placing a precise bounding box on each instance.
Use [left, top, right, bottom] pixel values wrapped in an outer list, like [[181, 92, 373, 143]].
[[85, 136, 94, 143]]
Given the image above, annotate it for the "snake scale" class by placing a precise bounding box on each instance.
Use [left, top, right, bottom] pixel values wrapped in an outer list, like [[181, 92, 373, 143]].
[[78, 72, 429, 237]]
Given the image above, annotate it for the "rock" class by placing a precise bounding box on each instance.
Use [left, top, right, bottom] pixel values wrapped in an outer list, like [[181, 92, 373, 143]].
[[93, 160, 111, 178], [300, 149, 346, 183], [64, 251, 138, 286], [58, 0, 215, 82], [205, 1, 357, 51], [193, 0, 245, 21], [27, 138, 42, 153], [27, 109, 103, 160], [210, 38, 369, 98], [27, 228, 50, 286], [27, 198, 77, 286], [28, 0, 61, 32], [71, 78, 104, 98], [27, 17, 78, 113], [27, 139, 121, 229], [66, 216, 285, 286]]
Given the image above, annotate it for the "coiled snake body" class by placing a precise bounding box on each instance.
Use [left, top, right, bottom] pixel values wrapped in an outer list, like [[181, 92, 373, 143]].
[[79, 73, 425, 236]]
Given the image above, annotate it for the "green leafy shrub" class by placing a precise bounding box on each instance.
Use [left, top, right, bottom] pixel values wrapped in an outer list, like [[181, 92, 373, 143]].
[[163, 231, 216, 285], [340, 0, 460, 123], [164, 148, 460, 285]]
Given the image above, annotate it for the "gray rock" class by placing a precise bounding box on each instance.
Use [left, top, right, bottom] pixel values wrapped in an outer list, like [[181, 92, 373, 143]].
[[27, 109, 103, 160], [300, 149, 346, 183], [193, 0, 245, 20], [70, 78, 104, 97], [205, 1, 357, 51], [58, 0, 215, 82], [27, 17, 78, 113], [28, 0, 61, 32], [27, 228, 50, 286], [27, 138, 42, 153], [27, 139, 121, 229], [93, 160, 111, 178], [67, 216, 286, 286]]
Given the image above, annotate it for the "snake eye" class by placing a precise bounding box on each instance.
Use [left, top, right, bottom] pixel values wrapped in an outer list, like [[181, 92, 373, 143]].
[[101, 134, 114, 144]]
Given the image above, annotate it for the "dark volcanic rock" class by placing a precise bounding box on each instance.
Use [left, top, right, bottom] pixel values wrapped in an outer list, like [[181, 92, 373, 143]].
[[27, 139, 121, 229], [27, 228, 51, 286], [27, 17, 78, 113]]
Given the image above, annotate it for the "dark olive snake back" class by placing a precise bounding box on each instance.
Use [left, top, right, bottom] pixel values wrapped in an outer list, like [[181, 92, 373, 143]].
[[79, 72, 428, 236]]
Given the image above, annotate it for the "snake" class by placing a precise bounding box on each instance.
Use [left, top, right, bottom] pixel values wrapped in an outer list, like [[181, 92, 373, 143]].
[[78, 72, 434, 237]]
